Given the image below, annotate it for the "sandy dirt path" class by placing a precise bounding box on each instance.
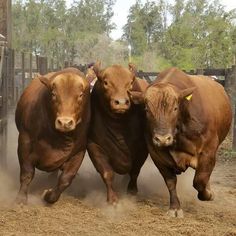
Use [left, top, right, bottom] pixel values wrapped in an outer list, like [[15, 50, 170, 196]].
[[0, 111, 235, 236]]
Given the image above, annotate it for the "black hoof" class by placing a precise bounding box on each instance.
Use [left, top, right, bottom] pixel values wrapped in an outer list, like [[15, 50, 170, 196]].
[[42, 189, 59, 204], [198, 190, 214, 201]]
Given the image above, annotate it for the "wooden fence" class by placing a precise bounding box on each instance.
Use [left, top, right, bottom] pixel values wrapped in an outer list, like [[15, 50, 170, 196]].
[[1, 46, 236, 152], [137, 67, 236, 114]]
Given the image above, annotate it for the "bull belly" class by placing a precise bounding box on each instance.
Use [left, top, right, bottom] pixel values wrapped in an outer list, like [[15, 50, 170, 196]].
[[102, 144, 133, 174], [109, 155, 132, 174], [32, 141, 73, 171], [36, 156, 68, 171]]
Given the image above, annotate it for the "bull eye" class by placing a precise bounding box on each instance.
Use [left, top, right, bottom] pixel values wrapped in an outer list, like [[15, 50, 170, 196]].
[[174, 107, 178, 111], [79, 92, 83, 98], [104, 80, 108, 86]]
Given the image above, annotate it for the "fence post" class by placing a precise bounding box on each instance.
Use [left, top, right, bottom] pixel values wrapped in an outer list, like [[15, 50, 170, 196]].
[[3, 47, 8, 117], [0, 47, 8, 169], [225, 67, 234, 139], [0, 47, 5, 123], [64, 61, 69, 68], [38, 56, 48, 75], [8, 48, 15, 105], [229, 65, 236, 150], [21, 52, 25, 90], [29, 53, 32, 80], [11, 49, 15, 104], [0, 46, 8, 169], [49, 58, 54, 72], [224, 68, 231, 95]]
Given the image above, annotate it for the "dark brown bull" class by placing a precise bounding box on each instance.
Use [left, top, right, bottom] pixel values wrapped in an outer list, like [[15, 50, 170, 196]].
[[15, 68, 90, 204], [87, 63, 148, 204], [132, 67, 232, 217]]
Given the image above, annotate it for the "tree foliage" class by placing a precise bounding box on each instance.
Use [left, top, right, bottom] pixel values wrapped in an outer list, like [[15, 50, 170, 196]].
[[12, 0, 236, 70], [12, 0, 116, 66], [122, 0, 236, 70]]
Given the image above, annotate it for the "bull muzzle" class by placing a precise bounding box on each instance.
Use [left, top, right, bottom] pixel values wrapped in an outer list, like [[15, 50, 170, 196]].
[[153, 133, 174, 147], [110, 98, 130, 113], [55, 116, 76, 132]]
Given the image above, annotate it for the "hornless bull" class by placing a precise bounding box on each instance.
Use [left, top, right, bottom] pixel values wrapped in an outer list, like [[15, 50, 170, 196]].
[[87, 62, 148, 204], [131, 67, 232, 217], [15, 68, 90, 204]]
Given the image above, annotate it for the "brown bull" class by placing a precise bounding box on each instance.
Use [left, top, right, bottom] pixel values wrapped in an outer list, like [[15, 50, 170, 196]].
[[15, 68, 90, 204], [132, 67, 232, 217], [85, 65, 97, 91], [87, 63, 148, 204]]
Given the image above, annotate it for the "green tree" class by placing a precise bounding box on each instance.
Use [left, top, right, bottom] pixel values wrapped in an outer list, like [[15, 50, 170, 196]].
[[123, 0, 168, 56], [12, 0, 116, 66], [162, 0, 236, 69]]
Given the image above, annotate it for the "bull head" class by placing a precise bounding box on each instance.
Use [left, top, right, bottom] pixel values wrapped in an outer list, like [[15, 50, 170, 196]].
[[130, 84, 196, 147], [93, 62, 136, 114], [39, 70, 89, 132]]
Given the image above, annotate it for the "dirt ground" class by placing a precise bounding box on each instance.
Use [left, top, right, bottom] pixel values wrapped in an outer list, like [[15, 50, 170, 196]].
[[0, 112, 235, 236]]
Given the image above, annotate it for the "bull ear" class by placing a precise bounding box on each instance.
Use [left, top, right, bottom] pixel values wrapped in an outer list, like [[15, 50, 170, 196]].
[[93, 61, 102, 79], [86, 68, 97, 84], [129, 91, 144, 104], [39, 76, 51, 89], [128, 63, 137, 74], [128, 63, 137, 83], [180, 87, 196, 101]]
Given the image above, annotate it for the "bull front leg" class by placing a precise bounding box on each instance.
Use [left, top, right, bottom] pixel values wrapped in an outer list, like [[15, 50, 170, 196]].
[[43, 150, 85, 204], [193, 151, 216, 201], [152, 157, 183, 218], [87, 142, 118, 204], [16, 131, 35, 205], [161, 169, 183, 218]]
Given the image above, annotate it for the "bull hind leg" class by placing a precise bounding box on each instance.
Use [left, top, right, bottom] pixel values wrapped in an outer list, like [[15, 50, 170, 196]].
[[43, 151, 85, 204], [193, 150, 216, 201], [87, 142, 118, 204], [16, 132, 35, 205], [127, 150, 148, 195]]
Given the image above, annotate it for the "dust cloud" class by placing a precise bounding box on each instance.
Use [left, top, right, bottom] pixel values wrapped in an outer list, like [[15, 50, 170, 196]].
[[1, 109, 198, 213], [67, 154, 198, 220], [0, 110, 19, 206]]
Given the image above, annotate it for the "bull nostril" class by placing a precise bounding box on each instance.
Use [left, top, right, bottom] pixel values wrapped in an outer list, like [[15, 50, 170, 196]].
[[153, 136, 160, 142], [67, 120, 73, 127], [125, 99, 130, 105], [166, 136, 171, 142], [57, 119, 63, 126], [114, 100, 119, 105]]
